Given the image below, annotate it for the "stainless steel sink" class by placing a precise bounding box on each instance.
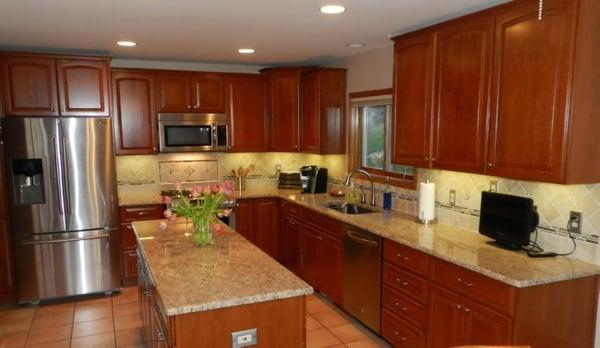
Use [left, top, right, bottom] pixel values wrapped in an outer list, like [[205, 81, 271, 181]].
[[324, 201, 378, 215]]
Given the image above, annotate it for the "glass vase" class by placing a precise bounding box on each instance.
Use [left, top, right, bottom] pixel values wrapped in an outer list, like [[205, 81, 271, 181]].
[[192, 216, 214, 247]]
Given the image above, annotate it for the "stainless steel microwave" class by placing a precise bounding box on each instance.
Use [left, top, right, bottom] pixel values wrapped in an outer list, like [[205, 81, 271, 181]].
[[158, 113, 228, 152]]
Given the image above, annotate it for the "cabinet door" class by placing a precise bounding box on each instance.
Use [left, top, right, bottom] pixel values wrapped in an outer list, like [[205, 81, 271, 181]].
[[121, 250, 138, 285], [155, 72, 192, 112], [427, 285, 465, 348], [301, 224, 321, 288], [392, 32, 434, 168], [432, 15, 493, 173], [235, 199, 254, 243], [226, 74, 268, 151], [278, 217, 302, 276], [1, 56, 59, 116], [488, 0, 576, 182], [300, 70, 320, 152], [191, 72, 224, 113], [112, 71, 158, 155], [463, 299, 512, 346], [57, 59, 110, 116], [0, 146, 15, 300], [267, 69, 301, 151], [253, 198, 278, 258], [320, 232, 342, 304]]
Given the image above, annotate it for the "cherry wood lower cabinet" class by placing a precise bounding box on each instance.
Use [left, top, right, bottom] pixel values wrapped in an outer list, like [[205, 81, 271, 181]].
[[138, 250, 306, 348], [278, 200, 302, 276], [235, 198, 278, 259], [119, 204, 165, 286], [0, 144, 16, 304]]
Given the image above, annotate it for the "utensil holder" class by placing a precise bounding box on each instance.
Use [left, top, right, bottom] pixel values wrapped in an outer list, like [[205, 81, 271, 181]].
[[235, 176, 246, 191]]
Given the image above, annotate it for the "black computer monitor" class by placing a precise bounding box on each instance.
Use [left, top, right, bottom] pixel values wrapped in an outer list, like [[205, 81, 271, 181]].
[[479, 192, 539, 250]]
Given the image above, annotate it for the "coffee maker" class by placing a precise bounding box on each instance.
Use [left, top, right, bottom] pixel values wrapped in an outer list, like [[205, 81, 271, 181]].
[[300, 165, 328, 194]]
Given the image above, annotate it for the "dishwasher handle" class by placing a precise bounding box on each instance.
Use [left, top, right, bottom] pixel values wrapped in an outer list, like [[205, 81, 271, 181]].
[[345, 230, 379, 247]]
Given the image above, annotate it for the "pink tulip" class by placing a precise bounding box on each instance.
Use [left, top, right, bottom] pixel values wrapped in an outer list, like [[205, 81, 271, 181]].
[[174, 181, 182, 190], [212, 223, 225, 235], [161, 195, 172, 204], [168, 213, 177, 222], [211, 183, 222, 193], [158, 221, 168, 231], [223, 180, 234, 195], [163, 209, 173, 218]]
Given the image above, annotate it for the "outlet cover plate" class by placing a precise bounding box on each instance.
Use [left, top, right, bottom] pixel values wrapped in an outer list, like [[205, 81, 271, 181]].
[[568, 211, 582, 234], [232, 328, 257, 348], [449, 190, 456, 207]]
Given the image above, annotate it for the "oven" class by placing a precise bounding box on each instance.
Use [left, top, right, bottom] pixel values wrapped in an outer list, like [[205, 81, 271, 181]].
[[158, 113, 228, 152]]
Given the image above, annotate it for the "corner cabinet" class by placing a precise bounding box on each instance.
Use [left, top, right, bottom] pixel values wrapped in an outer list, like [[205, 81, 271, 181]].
[[224, 74, 268, 152], [1, 53, 110, 117], [391, 0, 600, 184], [112, 70, 158, 155], [300, 68, 347, 154]]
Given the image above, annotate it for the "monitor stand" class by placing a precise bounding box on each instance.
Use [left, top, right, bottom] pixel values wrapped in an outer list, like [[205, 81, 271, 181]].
[[486, 240, 522, 251]]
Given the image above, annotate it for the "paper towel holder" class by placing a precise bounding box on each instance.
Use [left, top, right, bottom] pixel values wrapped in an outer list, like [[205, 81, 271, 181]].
[[415, 214, 438, 225]]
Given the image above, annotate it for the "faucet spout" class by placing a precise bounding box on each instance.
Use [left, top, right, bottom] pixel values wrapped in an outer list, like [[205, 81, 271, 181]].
[[344, 169, 376, 206]]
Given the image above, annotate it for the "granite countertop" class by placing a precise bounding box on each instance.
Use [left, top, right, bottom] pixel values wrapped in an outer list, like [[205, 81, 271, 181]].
[[127, 187, 600, 289], [133, 219, 313, 316], [231, 189, 600, 288]]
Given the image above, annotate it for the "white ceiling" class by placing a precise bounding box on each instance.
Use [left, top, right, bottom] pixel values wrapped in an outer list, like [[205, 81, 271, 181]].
[[0, 0, 508, 65]]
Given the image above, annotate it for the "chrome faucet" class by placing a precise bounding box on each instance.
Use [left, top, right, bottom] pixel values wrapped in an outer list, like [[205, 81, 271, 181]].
[[344, 169, 376, 206]]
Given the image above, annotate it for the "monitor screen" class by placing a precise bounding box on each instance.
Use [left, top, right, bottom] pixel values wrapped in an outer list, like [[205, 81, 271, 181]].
[[479, 192, 537, 249]]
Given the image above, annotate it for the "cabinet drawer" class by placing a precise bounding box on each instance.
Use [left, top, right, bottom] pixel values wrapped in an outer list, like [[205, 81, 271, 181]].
[[280, 200, 300, 217], [384, 239, 429, 276], [431, 258, 515, 316], [383, 263, 428, 304], [119, 205, 164, 223], [121, 224, 137, 250], [382, 309, 426, 348], [382, 286, 427, 330], [301, 207, 343, 239]]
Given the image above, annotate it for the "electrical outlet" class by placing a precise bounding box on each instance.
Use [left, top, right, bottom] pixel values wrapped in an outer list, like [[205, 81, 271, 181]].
[[232, 328, 257, 348], [449, 190, 456, 207], [275, 164, 282, 173], [568, 211, 582, 234], [489, 181, 498, 192], [465, 191, 470, 201]]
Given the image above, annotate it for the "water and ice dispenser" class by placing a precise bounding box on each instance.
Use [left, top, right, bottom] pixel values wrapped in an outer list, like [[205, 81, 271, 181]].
[[11, 159, 45, 205]]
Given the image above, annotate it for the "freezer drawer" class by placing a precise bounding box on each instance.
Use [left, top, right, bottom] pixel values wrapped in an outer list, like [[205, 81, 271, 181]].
[[13, 228, 120, 303]]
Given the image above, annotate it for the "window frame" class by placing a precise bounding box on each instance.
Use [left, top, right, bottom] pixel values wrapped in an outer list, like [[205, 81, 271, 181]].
[[348, 89, 417, 190]]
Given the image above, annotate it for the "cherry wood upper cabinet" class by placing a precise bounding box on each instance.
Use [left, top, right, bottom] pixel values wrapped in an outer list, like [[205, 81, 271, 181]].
[[225, 74, 268, 152], [57, 59, 110, 116], [1, 55, 59, 116], [391, 32, 434, 168], [263, 68, 302, 152], [155, 72, 192, 112], [191, 72, 225, 113], [112, 70, 158, 155], [432, 15, 493, 173], [300, 68, 346, 154], [487, 0, 577, 182]]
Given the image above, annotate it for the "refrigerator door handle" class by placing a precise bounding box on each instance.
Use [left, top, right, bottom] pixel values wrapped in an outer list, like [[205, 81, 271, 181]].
[[52, 136, 65, 216], [61, 137, 72, 215], [21, 233, 111, 245]]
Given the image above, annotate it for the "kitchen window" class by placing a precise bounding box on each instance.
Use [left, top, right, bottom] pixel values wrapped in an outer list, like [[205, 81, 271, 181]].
[[348, 90, 416, 188]]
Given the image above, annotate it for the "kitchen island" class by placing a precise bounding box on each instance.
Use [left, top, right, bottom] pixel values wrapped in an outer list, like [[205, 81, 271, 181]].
[[133, 218, 312, 348]]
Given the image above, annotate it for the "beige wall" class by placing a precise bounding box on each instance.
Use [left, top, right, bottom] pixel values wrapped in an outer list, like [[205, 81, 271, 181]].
[[327, 44, 394, 93]]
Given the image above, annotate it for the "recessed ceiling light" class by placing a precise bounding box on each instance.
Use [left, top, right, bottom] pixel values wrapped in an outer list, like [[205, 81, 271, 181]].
[[238, 48, 255, 54], [320, 4, 346, 14], [117, 41, 136, 47], [346, 43, 366, 48]]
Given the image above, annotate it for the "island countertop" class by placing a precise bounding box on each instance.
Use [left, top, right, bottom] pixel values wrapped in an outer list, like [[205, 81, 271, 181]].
[[133, 219, 313, 316]]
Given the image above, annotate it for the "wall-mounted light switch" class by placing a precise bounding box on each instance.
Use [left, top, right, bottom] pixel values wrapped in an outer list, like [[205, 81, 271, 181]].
[[449, 190, 456, 207]]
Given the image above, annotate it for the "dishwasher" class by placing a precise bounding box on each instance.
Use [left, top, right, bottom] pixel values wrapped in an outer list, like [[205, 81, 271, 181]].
[[343, 224, 382, 333]]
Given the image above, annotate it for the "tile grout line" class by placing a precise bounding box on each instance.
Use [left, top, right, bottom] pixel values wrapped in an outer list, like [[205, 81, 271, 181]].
[[22, 305, 37, 346], [111, 294, 118, 347]]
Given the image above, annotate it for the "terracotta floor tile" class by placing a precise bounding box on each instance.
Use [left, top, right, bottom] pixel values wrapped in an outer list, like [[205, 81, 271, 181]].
[[306, 327, 342, 348], [113, 301, 140, 318], [26, 324, 72, 345], [114, 313, 143, 331], [0, 331, 28, 348], [76, 296, 112, 309], [31, 311, 73, 329], [0, 307, 36, 320], [112, 288, 138, 305], [74, 306, 113, 322], [35, 303, 74, 315], [0, 316, 33, 335], [26, 339, 71, 348], [306, 299, 334, 314], [115, 327, 144, 347], [328, 323, 369, 343], [346, 339, 388, 348], [72, 318, 114, 338], [311, 310, 349, 328], [306, 314, 322, 330], [71, 332, 116, 348]]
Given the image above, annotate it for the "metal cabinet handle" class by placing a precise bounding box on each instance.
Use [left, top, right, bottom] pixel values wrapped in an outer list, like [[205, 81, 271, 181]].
[[464, 307, 471, 313], [488, 162, 493, 167], [456, 304, 462, 309], [394, 302, 408, 311], [22, 233, 110, 245], [396, 253, 409, 261], [395, 278, 408, 286], [457, 278, 474, 287]]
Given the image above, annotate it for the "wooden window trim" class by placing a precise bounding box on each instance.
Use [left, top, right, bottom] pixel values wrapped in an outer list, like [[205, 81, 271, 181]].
[[348, 89, 417, 190]]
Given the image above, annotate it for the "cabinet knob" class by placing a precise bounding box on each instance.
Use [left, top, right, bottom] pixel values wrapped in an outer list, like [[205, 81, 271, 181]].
[[488, 162, 493, 167], [456, 304, 462, 309], [464, 307, 471, 313], [424, 157, 429, 161], [187, 105, 192, 109]]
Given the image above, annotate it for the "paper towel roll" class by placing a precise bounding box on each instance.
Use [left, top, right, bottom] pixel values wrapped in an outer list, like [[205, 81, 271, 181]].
[[418, 182, 436, 222]]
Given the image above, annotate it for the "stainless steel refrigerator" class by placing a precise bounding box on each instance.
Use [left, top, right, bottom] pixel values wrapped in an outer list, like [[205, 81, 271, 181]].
[[2, 117, 120, 303]]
